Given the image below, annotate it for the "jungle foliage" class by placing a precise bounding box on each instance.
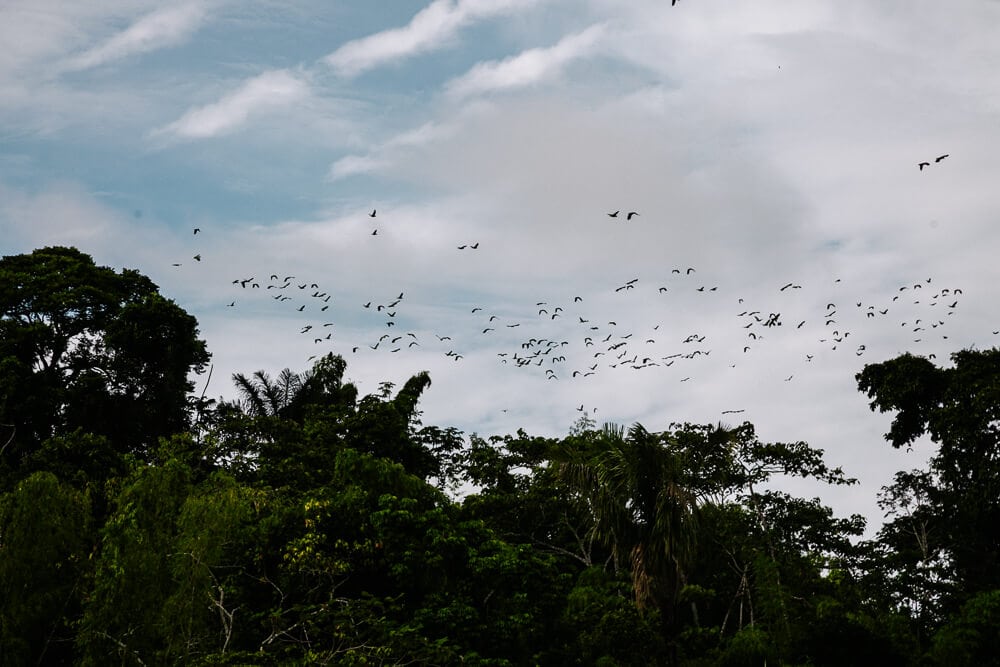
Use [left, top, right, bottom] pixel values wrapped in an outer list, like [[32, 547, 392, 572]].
[[1, 248, 998, 665]]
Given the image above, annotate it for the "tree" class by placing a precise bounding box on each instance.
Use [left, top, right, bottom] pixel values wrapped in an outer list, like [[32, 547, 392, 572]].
[[0, 246, 210, 466], [77, 449, 193, 666], [558, 423, 700, 643], [0, 472, 93, 665], [857, 349, 1000, 601]]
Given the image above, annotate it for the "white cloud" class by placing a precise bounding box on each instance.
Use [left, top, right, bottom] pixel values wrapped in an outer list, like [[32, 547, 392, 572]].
[[446, 24, 606, 98], [324, 0, 540, 77], [328, 120, 453, 181], [154, 69, 310, 140], [63, 3, 208, 71]]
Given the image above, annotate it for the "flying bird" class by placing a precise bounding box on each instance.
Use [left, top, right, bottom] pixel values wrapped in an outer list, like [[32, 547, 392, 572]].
[[608, 210, 620, 218], [193, 228, 200, 235], [935, 154, 948, 162], [918, 162, 930, 171], [369, 209, 376, 217], [626, 211, 639, 220]]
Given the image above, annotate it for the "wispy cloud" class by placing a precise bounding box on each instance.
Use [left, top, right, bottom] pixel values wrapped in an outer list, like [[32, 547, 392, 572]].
[[328, 121, 453, 181], [154, 69, 310, 140], [446, 24, 606, 99], [324, 0, 540, 78], [62, 3, 208, 72]]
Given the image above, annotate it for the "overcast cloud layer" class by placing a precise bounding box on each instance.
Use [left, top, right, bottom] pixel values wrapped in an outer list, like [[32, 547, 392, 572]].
[[3, 0, 1000, 534]]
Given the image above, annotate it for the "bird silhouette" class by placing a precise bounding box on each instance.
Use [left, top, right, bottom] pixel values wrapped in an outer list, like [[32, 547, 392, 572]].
[[626, 211, 639, 220], [193, 228, 200, 235], [918, 162, 930, 171], [369, 209, 376, 217], [935, 154, 948, 162], [193, 254, 201, 262], [608, 210, 619, 217], [371, 229, 378, 235]]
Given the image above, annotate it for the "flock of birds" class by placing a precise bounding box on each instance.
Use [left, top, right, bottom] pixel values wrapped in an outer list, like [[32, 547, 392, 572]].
[[215, 253, 970, 387], [168, 157, 994, 420]]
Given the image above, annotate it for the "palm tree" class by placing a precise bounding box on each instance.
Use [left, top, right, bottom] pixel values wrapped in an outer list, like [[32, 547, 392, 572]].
[[560, 423, 700, 635], [231, 367, 308, 418], [228, 354, 356, 421]]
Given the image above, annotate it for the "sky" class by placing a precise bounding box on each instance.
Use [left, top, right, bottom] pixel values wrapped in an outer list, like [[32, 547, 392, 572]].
[[3, 0, 1000, 535]]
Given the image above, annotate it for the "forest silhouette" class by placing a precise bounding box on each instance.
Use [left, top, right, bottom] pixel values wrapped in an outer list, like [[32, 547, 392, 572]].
[[1, 247, 999, 665]]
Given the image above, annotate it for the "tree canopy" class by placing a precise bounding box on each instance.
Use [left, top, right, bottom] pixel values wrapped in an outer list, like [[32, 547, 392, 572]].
[[0, 246, 209, 466], [1, 246, 998, 665]]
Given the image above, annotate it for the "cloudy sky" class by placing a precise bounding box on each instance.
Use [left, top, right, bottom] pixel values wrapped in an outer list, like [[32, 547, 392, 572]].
[[3, 0, 1000, 533]]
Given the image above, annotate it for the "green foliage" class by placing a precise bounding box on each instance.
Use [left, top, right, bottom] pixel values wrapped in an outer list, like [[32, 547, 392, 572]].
[[77, 455, 193, 665], [0, 472, 93, 665], [0, 246, 210, 463], [6, 246, 1000, 665], [929, 590, 1000, 666], [859, 349, 1000, 620]]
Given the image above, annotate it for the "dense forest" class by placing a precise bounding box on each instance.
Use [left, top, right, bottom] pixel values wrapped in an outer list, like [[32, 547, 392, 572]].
[[1, 246, 999, 665]]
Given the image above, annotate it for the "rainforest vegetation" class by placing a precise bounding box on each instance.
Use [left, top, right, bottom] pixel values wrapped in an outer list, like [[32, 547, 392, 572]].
[[2, 247, 999, 665]]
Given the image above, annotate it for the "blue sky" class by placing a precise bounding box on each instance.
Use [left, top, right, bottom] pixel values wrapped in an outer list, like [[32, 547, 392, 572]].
[[4, 0, 1000, 531]]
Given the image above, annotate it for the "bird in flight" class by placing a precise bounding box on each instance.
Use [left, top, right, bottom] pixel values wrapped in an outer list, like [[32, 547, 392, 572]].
[[369, 209, 376, 217], [371, 229, 378, 235], [193, 228, 200, 235], [918, 161, 930, 171], [193, 254, 201, 262], [626, 211, 639, 220], [608, 210, 620, 218], [935, 154, 949, 162]]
